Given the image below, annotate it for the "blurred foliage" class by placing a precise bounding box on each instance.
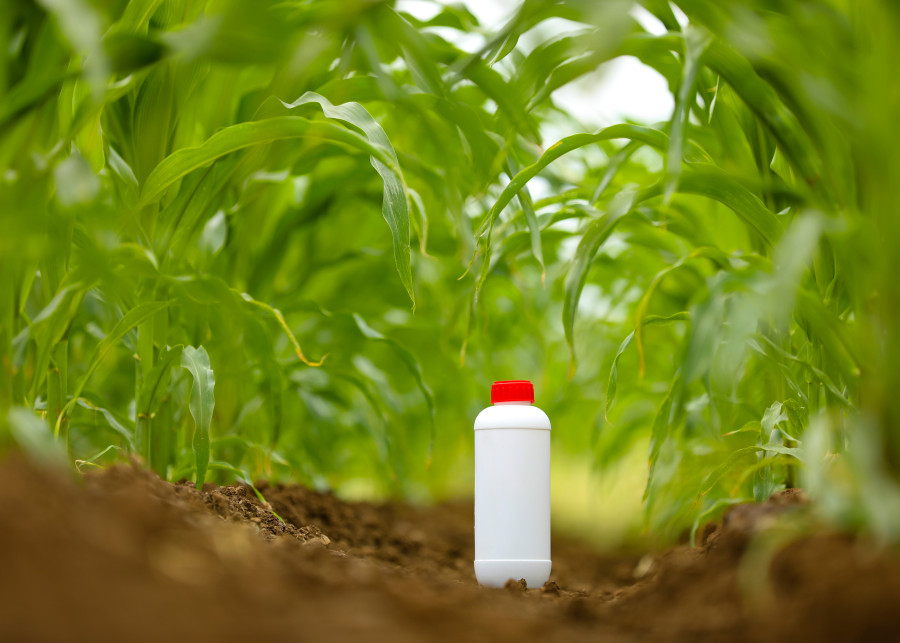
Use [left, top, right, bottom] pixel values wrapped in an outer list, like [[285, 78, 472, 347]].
[[1, 0, 899, 541]]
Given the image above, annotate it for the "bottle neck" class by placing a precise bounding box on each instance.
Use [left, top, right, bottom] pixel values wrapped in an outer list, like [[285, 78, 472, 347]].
[[493, 401, 532, 406]]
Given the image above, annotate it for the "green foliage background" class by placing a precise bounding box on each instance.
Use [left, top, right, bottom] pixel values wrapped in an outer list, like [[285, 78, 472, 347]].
[[2, 0, 900, 542]]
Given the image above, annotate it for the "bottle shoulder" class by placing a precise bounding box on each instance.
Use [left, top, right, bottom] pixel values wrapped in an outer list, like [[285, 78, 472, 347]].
[[474, 405, 551, 431]]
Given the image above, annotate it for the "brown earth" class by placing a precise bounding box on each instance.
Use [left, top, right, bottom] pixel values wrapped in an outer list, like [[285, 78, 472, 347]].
[[1, 457, 899, 642]]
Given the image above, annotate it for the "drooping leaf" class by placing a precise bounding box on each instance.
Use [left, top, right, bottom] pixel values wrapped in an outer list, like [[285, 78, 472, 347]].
[[275, 92, 414, 306], [139, 117, 396, 206], [635, 165, 784, 245], [350, 313, 436, 465], [562, 189, 638, 374], [606, 312, 690, 417]]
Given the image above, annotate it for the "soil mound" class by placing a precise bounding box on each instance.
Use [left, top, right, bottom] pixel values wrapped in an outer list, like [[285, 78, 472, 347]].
[[1, 457, 898, 642]]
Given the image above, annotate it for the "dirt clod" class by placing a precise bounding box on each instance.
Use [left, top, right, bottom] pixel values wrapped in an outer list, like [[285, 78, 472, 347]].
[[541, 581, 560, 595], [504, 578, 528, 592]]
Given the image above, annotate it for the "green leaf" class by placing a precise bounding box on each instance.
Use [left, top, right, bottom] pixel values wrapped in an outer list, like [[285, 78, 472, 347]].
[[464, 59, 539, 142], [180, 345, 215, 488], [750, 335, 850, 408], [698, 446, 761, 496], [139, 117, 396, 207], [474, 124, 669, 302], [562, 189, 637, 374], [138, 344, 183, 417], [378, 8, 446, 97], [698, 445, 801, 497], [690, 497, 745, 547], [351, 313, 436, 465], [665, 28, 711, 202], [645, 374, 683, 501], [507, 157, 544, 281], [605, 331, 634, 419], [759, 444, 803, 460], [636, 165, 783, 246], [606, 312, 690, 417], [703, 39, 824, 200], [5, 407, 69, 470], [239, 292, 324, 367], [74, 445, 122, 471], [26, 282, 88, 404], [75, 396, 136, 450], [63, 301, 171, 422], [592, 140, 641, 204], [633, 248, 728, 377], [639, 0, 682, 32], [276, 92, 414, 306]]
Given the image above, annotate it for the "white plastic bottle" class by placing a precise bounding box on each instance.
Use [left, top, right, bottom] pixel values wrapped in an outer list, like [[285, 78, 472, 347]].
[[474, 380, 551, 588]]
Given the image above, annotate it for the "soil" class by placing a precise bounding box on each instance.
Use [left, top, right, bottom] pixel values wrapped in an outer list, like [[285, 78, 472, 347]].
[[2, 457, 900, 642]]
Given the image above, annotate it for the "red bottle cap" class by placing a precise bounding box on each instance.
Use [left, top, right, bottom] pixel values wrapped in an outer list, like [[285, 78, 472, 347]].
[[491, 380, 534, 404]]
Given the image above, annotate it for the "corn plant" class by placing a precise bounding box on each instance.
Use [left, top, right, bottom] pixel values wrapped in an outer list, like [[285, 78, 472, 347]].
[[1, 0, 898, 540]]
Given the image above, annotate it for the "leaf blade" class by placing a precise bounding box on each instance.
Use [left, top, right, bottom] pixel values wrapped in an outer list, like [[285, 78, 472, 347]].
[[180, 345, 215, 488]]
